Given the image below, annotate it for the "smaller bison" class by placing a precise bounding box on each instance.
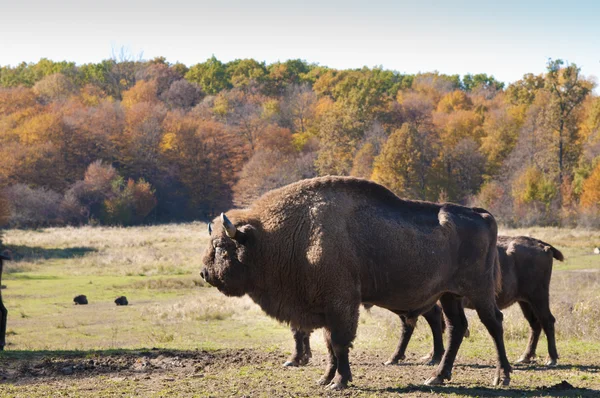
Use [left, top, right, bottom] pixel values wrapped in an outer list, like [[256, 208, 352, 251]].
[[73, 295, 88, 305], [0, 251, 10, 351], [114, 296, 128, 306], [288, 236, 563, 368]]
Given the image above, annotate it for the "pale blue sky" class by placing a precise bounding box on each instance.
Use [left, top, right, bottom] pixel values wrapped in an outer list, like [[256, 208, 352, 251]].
[[1, 0, 598, 86]]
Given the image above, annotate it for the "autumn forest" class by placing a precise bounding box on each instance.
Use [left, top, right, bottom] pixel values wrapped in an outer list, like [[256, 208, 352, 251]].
[[0, 56, 599, 228]]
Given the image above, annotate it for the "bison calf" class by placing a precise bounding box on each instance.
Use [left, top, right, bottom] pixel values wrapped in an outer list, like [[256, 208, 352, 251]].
[[201, 176, 510, 389], [386, 235, 563, 366], [289, 236, 562, 369]]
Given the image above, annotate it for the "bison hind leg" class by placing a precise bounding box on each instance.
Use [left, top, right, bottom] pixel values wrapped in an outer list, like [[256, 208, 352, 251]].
[[472, 300, 511, 386], [425, 294, 467, 385]]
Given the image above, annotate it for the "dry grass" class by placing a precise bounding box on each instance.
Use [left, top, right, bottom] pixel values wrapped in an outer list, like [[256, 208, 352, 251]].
[[0, 224, 599, 396], [3, 223, 209, 276]]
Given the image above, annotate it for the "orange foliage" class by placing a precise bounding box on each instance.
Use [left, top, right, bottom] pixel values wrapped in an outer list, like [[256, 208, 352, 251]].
[[121, 80, 158, 108], [437, 90, 473, 113], [580, 161, 600, 209]]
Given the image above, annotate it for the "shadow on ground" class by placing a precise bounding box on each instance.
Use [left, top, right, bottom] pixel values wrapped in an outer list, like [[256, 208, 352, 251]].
[[3, 245, 96, 263], [358, 383, 600, 397]]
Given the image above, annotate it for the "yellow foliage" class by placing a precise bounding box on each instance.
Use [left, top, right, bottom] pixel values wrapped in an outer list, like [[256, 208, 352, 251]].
[[512, 166, 557, 206], [437, 90, 473, 113], [314, 97, 335, 118], [434, 109, 484, 147], [212, 94, 230, 117], [580, 161, 600, 210], [121, 80, 158, 108], [262, 99, 280, 119]]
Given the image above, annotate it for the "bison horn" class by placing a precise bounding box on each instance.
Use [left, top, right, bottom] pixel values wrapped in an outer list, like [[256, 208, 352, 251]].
[[221, 213, 237, 238], [208, 222, 213, 235]]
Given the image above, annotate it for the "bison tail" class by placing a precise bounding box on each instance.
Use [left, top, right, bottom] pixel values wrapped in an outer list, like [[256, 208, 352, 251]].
[[549, 246, 564, 262], [538, 240, 564, 262]]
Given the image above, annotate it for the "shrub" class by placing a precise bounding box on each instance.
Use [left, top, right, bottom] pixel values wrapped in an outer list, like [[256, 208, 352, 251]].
[[63, 161, 157, 226], [103, 178, 157, 226], [4, 184, 63, 228]]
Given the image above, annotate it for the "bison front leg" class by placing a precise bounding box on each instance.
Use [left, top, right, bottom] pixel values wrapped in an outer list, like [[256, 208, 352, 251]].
[[425, 295, 467, 385], [302, 330, 312, 363], [284, 328, 312, 367], [318, 329, 338, 386], [385, 314, 416, 365], [318, 307, 358, 390]]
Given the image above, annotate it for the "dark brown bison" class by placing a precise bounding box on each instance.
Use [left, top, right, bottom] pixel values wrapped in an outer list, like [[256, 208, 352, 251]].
[[73, 295, 88, 305], [200, 176, 510, 389], [289, 236, 563, 369], [0, 252, 9, 351], [114, 296, 129, 306]]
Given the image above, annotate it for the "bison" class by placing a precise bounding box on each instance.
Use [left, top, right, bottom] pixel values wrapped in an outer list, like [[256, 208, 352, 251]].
[[73, 295, 88, 305], [115, 296, 129, 306], [289, 236, 563, 369], [0, 252, 9, 351], [385, 235, 563, 367], [200, 176, 511, 389]]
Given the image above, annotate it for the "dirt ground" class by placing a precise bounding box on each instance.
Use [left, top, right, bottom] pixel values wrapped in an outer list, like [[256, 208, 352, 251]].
[[1, 347, 599, 397]]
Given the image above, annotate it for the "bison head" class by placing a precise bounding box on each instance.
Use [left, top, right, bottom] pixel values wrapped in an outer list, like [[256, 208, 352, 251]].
[[201, 213, 252, 297]]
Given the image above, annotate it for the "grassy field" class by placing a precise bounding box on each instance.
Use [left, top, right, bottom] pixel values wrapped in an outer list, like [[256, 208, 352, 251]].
[[0, 224, 599, 397]]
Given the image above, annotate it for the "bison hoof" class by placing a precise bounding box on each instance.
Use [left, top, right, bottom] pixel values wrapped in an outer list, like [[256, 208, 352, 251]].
[[298, 356, 310, 366], [424, 375, 445, 386], [515, 355, 534, 364], [384, 357, 401, 366], [545, 358, 557, 367], [493, 375, 510, 386], [464, 328, 471, 338], [283, 360, 299, 367], [317, 376, 333, 386], [426, 358, 441, 366], [328, 381, 347, 390]]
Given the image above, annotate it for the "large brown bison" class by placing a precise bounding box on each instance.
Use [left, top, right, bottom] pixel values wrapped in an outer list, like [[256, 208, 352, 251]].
[[288, 236, 563, 369], [0, 252, 9, 351], [200, 176, 511, 389]]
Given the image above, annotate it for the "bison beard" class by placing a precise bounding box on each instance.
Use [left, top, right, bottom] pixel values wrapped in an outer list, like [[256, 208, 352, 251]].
[[200, 176, 511, 390]]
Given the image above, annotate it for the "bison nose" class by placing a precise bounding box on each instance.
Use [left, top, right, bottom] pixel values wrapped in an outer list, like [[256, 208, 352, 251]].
[[200, 269, 207, 281]]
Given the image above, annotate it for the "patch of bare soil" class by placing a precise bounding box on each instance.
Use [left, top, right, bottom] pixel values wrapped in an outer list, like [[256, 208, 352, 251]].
[[0, 348, 282, 382], [1, 349, 599, 397]]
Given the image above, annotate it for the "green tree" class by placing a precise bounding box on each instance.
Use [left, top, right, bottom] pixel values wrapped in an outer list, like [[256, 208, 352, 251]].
[[185, 56, 231, 94]]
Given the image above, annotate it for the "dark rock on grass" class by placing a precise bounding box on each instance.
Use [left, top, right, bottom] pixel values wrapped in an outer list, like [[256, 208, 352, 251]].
[[115, 296, 128, 306], [73, 295, 88, 305]]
